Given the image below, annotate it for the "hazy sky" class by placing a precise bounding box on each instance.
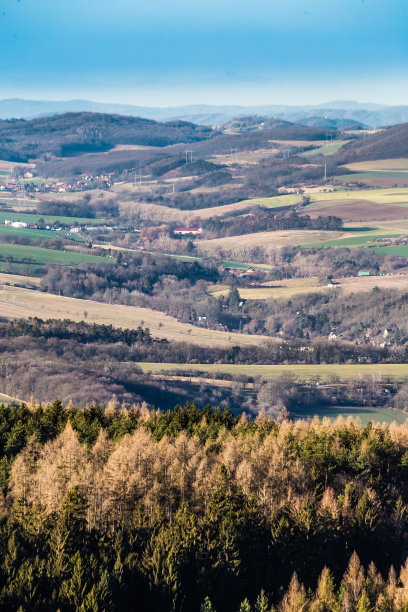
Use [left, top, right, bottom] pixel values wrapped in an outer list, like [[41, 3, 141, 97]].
[[0, 0, 407, 106]]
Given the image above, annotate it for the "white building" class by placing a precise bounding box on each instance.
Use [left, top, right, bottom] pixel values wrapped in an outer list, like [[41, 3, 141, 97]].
[[5, 221, 28, 228]]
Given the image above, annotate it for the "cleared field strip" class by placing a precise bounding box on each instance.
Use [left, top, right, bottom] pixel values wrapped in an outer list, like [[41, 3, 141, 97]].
[[0, 271, 40, 287], [307, 188, 408, 205], [0, 211, 105, 225], [301, 141, 348, 157], [227, 194, 303, 209], [209, 274, 408, 301], [302, 200, 408, 223], [178, 194, 303, 219], [199, 229, 347, 251], [0, 225, 85, 242], [0, 285, 273, 348], [333, 175, 408, 189], [302, 232, 402, 250], [137, 362, 408, 382], [344, 159, 408, 172], [0, 243, 109, 265], [208, 278, 326, 300]]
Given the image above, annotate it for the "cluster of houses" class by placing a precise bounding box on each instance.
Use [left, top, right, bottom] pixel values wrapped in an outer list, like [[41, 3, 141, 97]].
[[31, 173, 113, 194], [5, 219, 67, 231], [0, 173, 113, 195], [4, 218, 125, 237]]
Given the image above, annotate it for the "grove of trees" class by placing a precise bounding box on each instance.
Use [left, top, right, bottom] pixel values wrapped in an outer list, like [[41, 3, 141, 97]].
[[2, 401, 408, 609]]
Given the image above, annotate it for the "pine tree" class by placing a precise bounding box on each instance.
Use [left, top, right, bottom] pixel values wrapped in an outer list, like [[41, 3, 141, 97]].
[[315, 566, 336, 610], [356, 589, 372, 612], [62, 551, 88, 609], [228, 286, 241, 311], [279, 572, 307, 611], [201, 596, 216, 612], [239, 598, 252, 612], [255, 590, 270, 612], [342, 552, 364, 606]]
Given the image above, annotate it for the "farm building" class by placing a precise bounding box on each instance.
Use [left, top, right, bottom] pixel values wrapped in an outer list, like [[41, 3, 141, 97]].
[[358, 271, 371, 277], [4, 221, 28, 228], [173, 228, 202, 236]]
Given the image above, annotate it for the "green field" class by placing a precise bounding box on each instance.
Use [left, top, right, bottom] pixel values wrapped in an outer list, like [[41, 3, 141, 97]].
[[0, 211, 105, 225], [302, 231, 399, 250], [334, 172, 408, 181], [0, 243, 110, 265], [302, 141, 347, 157], [136, 362, 408, 381], [0, 261, 46, 275], [307, 188, 408, 204], [208, 277, 326, 300], [0, 225, 85, 242], [373, 245, 408, 257], [292, 405, 408, 425]]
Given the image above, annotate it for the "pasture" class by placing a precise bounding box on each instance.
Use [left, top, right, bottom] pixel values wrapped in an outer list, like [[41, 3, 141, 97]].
[[198, 229, 348, 253], [334, 174, 408, 188], [302, 231, 400, 250], [0, 225, 85, 242], [0, 243, 109, 265], [301, 141, 348, 157], [0, 271, 40, 287], [303, 199, 408, 223], [0, 211, 105, 226], [343, 159, 408, 172], [208, 277, 327, 300], [179, 193, 303, 219], [137, 362, 408, 382], [208, 274, 408, 301], [0, 283, 274, 348], [304, 188, 408, 220], [307, 188, 408, 205], [232, 194, 303, 209]]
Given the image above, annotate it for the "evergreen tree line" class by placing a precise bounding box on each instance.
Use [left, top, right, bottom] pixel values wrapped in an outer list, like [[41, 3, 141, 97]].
[[3, 400, 408, 609]]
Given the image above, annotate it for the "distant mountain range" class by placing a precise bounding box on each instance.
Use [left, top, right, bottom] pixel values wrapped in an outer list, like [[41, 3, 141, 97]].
[[1, 98, 408, 128]]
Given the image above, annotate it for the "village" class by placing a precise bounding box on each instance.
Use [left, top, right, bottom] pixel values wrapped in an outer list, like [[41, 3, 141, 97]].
[[0, 171, 113, 195]]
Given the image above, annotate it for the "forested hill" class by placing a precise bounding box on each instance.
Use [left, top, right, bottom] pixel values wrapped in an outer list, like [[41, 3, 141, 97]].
[[2, 401, 408, 610], [335, 122, 408, 163], [222, 115, 336, 136], [0, 112, 217, 162]]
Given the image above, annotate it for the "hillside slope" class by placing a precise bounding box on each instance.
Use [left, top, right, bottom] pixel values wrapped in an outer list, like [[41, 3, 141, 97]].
[[335, 123, 408, 163], [0, 112, 216, 162]]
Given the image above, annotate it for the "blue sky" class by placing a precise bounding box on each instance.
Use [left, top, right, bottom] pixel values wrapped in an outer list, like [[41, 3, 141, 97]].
[[0, 0, 407, 106]]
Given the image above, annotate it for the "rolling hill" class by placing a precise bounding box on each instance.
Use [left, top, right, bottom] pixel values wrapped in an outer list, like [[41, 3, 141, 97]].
[[335, 123, 408, 163], [0, 112, 217, 163], [2, 98, 408, 127]]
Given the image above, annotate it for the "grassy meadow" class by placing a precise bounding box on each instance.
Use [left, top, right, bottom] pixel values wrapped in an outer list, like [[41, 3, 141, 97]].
[[307, 188, 408, 206], [0, 211, 105, 225], [0, 243, 109, 265], [0, 224, 85, 242], [208, 277, 327, 300], [0, 283, 273, 348], [137, 361, 408, 382]]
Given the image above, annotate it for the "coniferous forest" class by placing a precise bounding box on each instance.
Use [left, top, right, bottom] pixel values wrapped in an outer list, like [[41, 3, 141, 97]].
[[2, 400, 408, 610]]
